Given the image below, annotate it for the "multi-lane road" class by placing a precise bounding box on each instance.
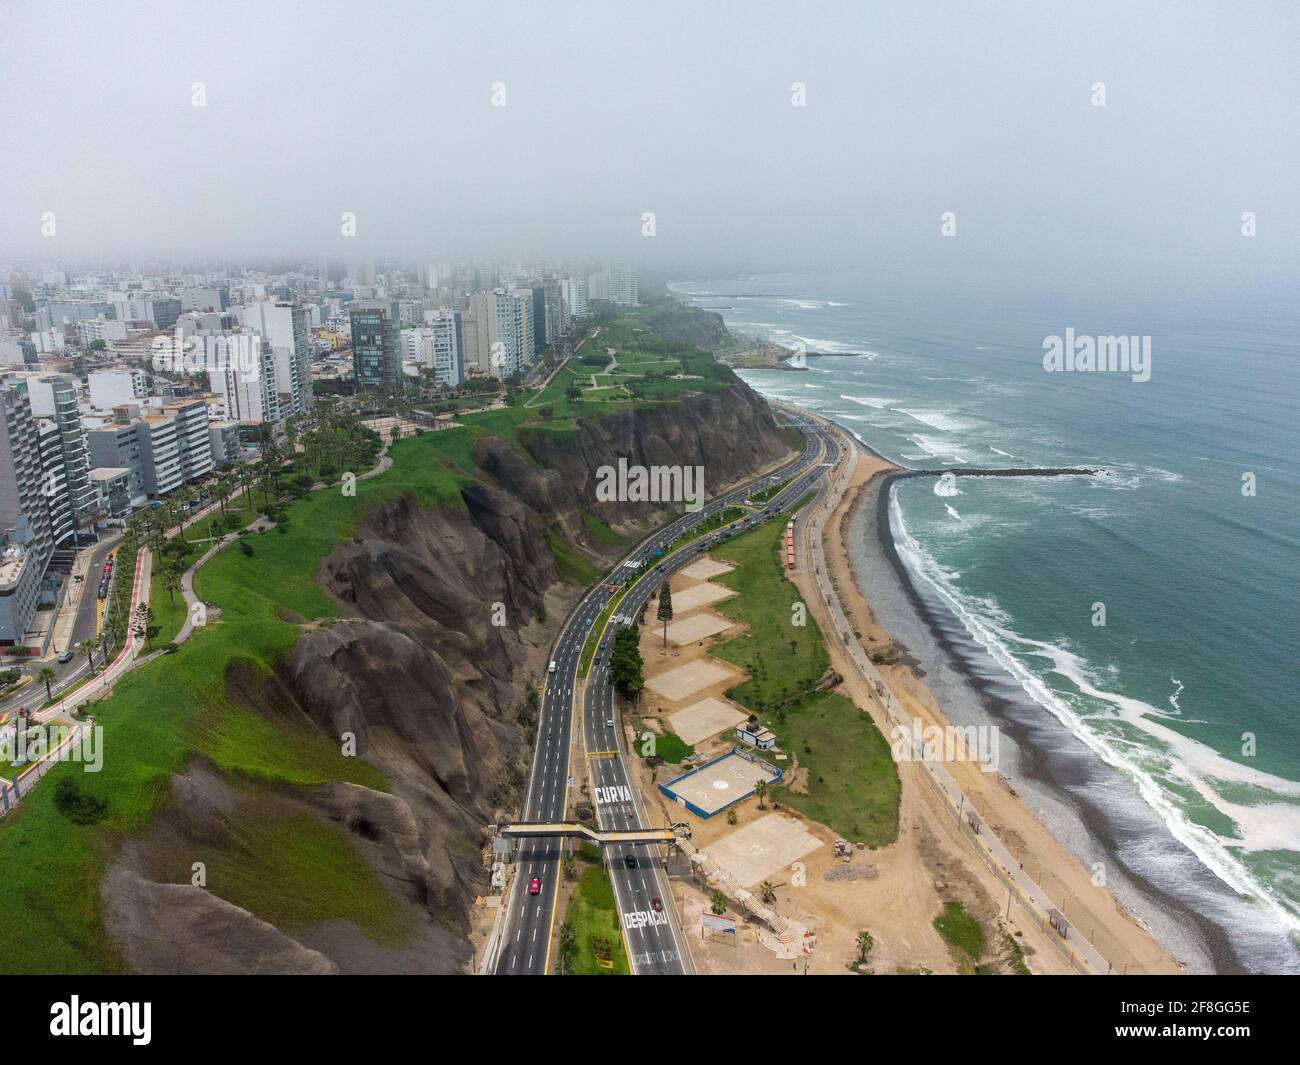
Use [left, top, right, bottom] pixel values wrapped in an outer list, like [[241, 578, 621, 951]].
[[492, 412, 839, 975]]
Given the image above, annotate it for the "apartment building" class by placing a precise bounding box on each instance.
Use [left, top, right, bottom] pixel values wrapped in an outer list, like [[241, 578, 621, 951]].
[[348, 300, 403, 388], [89, 368, 149, 410], [0, 376, 55, 644], [137, 414, 184, 497], [238, 301, 313, 415], [161, 398, 216, 482]]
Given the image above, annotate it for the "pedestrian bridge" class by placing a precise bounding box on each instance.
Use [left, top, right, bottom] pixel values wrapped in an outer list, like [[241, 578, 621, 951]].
[[493, 821, 690, 845]]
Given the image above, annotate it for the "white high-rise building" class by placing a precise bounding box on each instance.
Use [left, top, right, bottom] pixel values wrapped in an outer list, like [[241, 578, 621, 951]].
[[428, 309, 463, 387], [205, 333, 281, 426], [89, 369, 148, 410], [560, 275, 589, 319], [610, 263, 639, 307], [236, 301, 313, 416]]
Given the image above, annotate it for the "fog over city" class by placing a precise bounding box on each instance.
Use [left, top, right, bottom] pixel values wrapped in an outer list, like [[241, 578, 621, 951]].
[[2, 0, 1297, 295]]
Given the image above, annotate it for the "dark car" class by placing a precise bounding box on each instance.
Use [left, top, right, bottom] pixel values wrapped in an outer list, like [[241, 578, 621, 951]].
[[651, 896, 663, 913], [623, 854, 637, 869]]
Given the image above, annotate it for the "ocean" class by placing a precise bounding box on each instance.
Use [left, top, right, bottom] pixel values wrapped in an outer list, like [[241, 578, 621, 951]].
[[671, 274, 1300, 973]]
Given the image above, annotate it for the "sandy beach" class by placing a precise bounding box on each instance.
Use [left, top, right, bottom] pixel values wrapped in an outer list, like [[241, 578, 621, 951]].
[[788, 417, 1183, 974]]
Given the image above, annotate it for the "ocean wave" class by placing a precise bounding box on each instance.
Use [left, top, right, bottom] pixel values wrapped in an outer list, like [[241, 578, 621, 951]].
[[933, 473, 963, 498], [910, 434, 971, 463], [890, 498, 1300, 934], [840, 394, 893, 408], [893, 407, 972, 432]]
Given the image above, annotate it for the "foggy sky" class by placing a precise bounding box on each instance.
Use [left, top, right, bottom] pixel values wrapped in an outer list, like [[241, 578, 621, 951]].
[[2, 0, 1297, 294]]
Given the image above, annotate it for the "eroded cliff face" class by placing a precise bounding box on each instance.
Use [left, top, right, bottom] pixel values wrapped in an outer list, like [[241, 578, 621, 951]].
[[526, 383, 791, 529], [108, 382, 796, 974]]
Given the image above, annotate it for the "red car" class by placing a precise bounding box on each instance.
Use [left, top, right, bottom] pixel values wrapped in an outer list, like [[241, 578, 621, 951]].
[[528, 877, 541, 896], [651, 896, 664, 913]]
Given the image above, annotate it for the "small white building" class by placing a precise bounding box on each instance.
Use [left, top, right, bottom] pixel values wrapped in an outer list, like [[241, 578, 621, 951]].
[[737, 724, 776, 750]]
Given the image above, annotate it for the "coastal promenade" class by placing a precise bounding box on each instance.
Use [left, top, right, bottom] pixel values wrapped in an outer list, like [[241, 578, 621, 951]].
[[790, 409, 1114, 975]]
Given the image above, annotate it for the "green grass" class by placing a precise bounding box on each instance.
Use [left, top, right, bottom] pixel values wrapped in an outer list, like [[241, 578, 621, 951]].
[[562, 865, 629, 975], [933, 901, 986, 973], [549, 533, 600, 585], [0, 431, 501, 972], [703, 513, 900, 847], [148, 564, 188, 647], [709, 516, 829, 711], [771, 691, 900, 845], [646, 728, 693, 764], [182, 802, 413, 945], [582, 512, 628, 547]]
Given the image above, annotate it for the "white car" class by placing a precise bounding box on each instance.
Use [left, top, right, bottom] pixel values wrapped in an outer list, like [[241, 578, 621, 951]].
[[548, 660, 557, 673]]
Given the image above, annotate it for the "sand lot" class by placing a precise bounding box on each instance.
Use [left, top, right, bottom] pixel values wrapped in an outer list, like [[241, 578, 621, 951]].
[[669, 696, 747, 745], [645, 658, 738, 702], [702, 814, 824, 887], [664, 611, 736, 646], [680, 558, 735, 580], [668, 582, 736, 613]]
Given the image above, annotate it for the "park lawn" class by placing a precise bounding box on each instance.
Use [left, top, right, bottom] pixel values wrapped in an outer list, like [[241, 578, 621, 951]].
[[708, 516, 830, 712], [563, 865, 629, 975], [771, 691, 900, 847], [702, 512, 899, 847], [148, 562, 188, 647]]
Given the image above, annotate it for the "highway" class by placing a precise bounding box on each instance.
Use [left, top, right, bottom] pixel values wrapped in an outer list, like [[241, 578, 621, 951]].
[[491, 412, 837, 975]]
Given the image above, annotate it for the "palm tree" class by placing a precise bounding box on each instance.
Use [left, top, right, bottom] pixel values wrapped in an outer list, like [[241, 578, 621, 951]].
[[759, 881, 776, 905], [710, 890, 728, 916], [78, 639, 98, 674], [162, 566, 182, 608], [37, 666, 56, 703], [754, 779, 768, 810], [856, 930, 874, 963]]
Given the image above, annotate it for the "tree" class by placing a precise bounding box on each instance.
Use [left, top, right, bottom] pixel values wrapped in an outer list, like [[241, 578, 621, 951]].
[[759, 881, 776, 905], [725, 807, 738, 826], [656, 580, 673, 648], [856, 930, 874, 963], [78, 639, 98, 674], [134, 603, 157, 652], [557, 919, 577, 976], [162, 566, 182, 608], [710, 890, 728, 916], [608, 626, 644, 700], [754, 779, 768, 810], [37, 666, 57, 703]]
